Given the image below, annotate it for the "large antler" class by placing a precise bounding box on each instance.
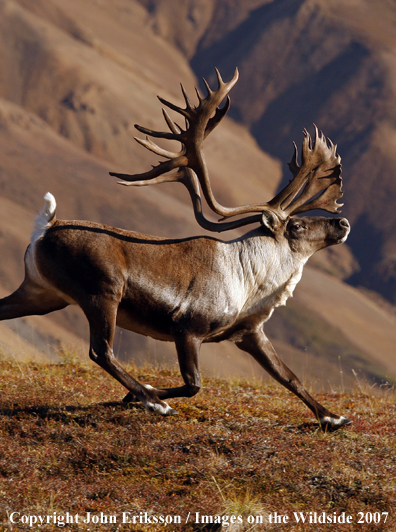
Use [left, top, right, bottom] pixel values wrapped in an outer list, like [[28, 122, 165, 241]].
[[110, 69, 343, 233], [267, 125, 343, 221], [110, 68, 267, 232]]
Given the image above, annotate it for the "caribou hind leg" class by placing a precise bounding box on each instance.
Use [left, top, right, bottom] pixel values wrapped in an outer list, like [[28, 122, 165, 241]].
[[84, 297, 177, 415], [0, 279, 69, 320], [0, 280, 177, 415], [123, 333, 202, 402], [123, 334, 202, 403], [235, 328, 352, 431]]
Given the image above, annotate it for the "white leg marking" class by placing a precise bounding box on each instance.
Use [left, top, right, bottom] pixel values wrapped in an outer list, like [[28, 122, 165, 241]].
[[320, 415, 352, 428], [142, 384, 177, 415], [144, 400, 174, 415]]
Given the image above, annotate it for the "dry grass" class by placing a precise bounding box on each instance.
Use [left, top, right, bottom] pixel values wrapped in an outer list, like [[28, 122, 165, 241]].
[[0, 351, 394, 531]]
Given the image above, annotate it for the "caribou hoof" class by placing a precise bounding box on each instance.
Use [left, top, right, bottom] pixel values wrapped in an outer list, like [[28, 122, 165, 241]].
[[320, 416, 352, 432], [124, 385, 178, 415], [145, 401, 178, 416]]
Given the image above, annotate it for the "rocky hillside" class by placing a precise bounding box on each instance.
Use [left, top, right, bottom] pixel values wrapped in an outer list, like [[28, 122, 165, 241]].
[[0, 0, 395, 389]]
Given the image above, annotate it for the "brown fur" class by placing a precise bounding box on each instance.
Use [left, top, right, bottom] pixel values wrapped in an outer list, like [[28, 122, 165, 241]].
[[0, 212, 351, 427]]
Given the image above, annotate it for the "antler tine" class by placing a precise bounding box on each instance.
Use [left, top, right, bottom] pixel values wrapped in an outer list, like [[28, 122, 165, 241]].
[[134, 123, 180, 141], [110, 155, 186, 184], [134, 136, 181, 160], [214, 67, 224, 88], [205, 96, 231, 139], [157, 95, 190, 119], [195, 86, 203, 104], [116, 171, 182, 187], [288, 141, 300, 177], [162, 108, 181, 135], [202, 76, 212, 96], [180, 83, 194, 112]]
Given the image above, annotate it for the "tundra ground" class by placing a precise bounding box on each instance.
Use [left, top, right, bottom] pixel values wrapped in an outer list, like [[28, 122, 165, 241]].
[[0, 349, 394, 531]]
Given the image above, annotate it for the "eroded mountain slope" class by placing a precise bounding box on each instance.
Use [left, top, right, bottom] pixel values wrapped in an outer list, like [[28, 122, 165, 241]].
[[0, 0, 394, 388]]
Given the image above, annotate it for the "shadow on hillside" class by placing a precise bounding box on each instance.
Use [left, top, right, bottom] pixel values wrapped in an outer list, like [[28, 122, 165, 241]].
[[0, 400, 146, 424], [0, 401, 334, 432], [191, 0, 306, 85]]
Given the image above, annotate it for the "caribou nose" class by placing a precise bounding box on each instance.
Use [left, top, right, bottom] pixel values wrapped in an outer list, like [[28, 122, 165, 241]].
[[339, 218, 350, 230]]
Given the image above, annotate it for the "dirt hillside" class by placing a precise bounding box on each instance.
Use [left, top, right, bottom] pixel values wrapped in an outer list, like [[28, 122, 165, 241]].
[[0, 0, 394, 389]]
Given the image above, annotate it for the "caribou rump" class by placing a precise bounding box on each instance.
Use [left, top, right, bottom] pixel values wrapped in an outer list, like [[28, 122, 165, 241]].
[[0, 69, 351, 430]]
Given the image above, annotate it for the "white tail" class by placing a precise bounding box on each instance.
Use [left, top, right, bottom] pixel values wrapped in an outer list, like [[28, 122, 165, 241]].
[[31, 192, 57, 244]]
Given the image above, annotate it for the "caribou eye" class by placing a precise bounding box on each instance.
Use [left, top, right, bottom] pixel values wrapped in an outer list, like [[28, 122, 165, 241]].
[[294, 223, 301, 229]]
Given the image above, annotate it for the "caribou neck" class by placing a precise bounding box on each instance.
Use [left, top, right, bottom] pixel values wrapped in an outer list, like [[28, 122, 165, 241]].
[[224, 229, 304, 320]]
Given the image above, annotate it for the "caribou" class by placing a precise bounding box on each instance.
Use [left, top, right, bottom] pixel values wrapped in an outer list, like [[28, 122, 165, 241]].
[[0, 69, 351, 430]]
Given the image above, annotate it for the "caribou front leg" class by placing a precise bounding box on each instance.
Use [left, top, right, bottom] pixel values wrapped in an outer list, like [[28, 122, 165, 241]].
[[235, 328, 351, 430], [85, 298, 177, 415]]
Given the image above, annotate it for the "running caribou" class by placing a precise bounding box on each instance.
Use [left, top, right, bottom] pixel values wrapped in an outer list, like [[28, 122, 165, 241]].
[[1, 69, 351, 430]]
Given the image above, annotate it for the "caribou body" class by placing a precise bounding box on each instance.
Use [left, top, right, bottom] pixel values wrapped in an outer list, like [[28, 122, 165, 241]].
[[0, 69, 351, 429]]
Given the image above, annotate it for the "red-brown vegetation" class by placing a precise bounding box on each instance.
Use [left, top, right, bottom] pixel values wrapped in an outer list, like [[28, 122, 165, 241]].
[[0, 351, 394, 531]]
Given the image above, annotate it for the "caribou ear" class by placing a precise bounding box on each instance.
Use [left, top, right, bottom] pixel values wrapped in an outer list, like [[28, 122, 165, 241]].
[[261, 210, 283, 234]]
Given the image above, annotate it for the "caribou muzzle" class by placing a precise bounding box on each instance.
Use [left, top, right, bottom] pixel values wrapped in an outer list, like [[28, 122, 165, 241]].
[[332, 217, 350, 244]]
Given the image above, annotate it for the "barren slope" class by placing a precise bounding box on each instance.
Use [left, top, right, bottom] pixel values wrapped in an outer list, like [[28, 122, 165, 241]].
[[0, 0, 394, 388]]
